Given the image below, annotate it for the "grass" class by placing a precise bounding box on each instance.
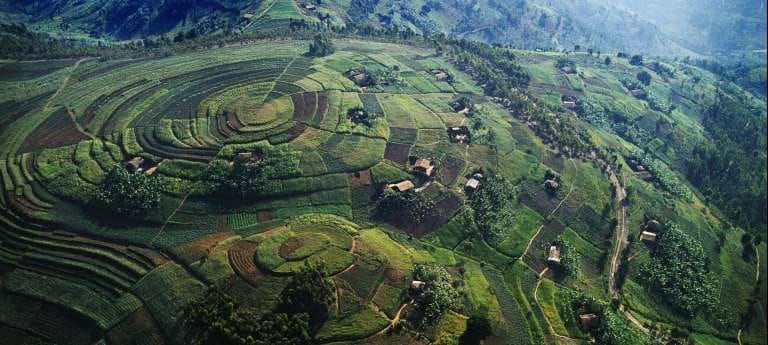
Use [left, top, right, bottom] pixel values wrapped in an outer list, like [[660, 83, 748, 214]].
[[315, 304, 389, 342], [537, 278, 569, 335]]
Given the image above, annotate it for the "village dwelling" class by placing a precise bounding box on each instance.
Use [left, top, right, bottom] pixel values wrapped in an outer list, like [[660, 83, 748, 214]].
[[560, 65, 575, 74], [348, 108, 369, 125], [447, 126, 471, 144], [578, 313, 599, 330], [410, 280, 426, 290], [631, 89, 647, 99], [411, 158, 434, 176], [640, 231, 657, 243], [643, 219, 662, 232], [561, 95, 578, 108], [124, 157, 145, 172], [544, 179, 560, 191], [547, 245, 561, 264], [300, 2, 317, 11], [242, 13, 254, 21], [465, 178, 480, 191], [144, 166, 158, 176], [347, 70, 371, 86], [562, 101, 577, 108], [386, 180, 415, 192]]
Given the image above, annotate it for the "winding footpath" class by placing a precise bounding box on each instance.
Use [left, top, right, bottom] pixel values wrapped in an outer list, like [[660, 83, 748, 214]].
[[607, 170, 628, 298]]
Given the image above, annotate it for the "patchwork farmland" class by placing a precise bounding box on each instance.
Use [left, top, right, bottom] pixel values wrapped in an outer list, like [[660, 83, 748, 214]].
[[0, 34, 763, 345]]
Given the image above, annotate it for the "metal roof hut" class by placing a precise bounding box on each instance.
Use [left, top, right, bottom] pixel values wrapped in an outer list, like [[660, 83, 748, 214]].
[[387, 180, 415, 192], [242, 13, 254, 21], [579, 313, 599, 330], [561, 66, 575, 74], [544, 179, 560, 192], [125, 157, 145, 172], [547, 245, 561, 264], [412, 158, 434, 176], [410, 280, 426, 290], [640, 231, 657, 243], [448, 126, 471, 144], [465, 178, 480, 191], [631, 89, 647, 99]]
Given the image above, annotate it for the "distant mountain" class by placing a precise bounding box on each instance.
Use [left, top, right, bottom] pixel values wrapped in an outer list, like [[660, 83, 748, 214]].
[[0, 0, 250, 39], [324, 0, 694, 56], [589, 0, 768, 56], [0, 0, 709, 57]]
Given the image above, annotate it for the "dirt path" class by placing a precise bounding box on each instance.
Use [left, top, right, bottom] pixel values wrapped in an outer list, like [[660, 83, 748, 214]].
[[374, 300, 413, 336], [44, 57, 88, 110], [148, 192, 192, 246], [607, 170, 628, 298], [521, 160, 576, 257], [737, 246, 761, 345]]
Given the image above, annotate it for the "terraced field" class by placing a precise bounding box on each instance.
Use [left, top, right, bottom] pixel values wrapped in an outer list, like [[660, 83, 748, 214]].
[[0, 37, 762, 345]]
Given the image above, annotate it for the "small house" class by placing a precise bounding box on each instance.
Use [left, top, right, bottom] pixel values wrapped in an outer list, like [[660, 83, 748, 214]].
[[472, 172, 484, 180], [144, 166, 158, 176], [465, 178, 480, 191], [348, 108, 369, 124], [640, 231, 657, 243], [544, 179, 560, 191], [347, 70, 371, 86], [562, 101, 577, 108], [435, 71, 450, 81], [125, 157, 145, 172], [237, 152, 253, 160], [636, 171, 653, 181], [547, 245, 561, 264], [410, 280, 426, 290], [387, 180, 415, 192], [630, 89, 647, 99], [448, 126, 471, 144], [579, 313, 599, 330], [412, 158, 434, 176], [301, 3, 317, 11], [561, 66, 575, 74], [242, 13, 254, 21]]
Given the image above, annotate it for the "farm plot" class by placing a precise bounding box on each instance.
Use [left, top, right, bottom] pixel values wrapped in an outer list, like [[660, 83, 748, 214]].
[[18, 108, 88, 153]]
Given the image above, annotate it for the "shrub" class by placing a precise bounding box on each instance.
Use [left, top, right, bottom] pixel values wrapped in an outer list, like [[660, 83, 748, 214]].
[[375, 190, 435, 225], [469, 174, 517, 242]]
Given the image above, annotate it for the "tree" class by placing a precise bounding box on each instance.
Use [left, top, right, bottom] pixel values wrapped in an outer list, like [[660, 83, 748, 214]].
[[459, 315, 492, 345], [629, 54, 643, 66], [636, 71, 652, 86], [307, 33, 334, 57], [587, 48, 593, 56], [604, 56, 611, 65], [279, 262, 336, 331], [95, 166, 161, 216]]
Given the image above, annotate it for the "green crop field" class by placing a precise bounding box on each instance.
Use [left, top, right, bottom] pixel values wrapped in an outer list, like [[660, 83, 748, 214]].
[[0, 23, 764, 345]]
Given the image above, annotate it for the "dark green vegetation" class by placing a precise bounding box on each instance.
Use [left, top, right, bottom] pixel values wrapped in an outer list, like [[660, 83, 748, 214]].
[[95, 166, 162, 216], [0, 6, 765, 345], [639, 223, 718, 316]]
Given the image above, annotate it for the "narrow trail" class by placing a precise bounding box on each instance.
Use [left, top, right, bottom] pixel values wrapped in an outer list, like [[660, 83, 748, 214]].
[[607, 170, 628, 298], [374, 300, 413, 336], [737, 247, 761, 345], [532, 267, 580, 343], [44, 57, 88, 110], [521, 159, 576, 257], [149, 192, 192, 246]]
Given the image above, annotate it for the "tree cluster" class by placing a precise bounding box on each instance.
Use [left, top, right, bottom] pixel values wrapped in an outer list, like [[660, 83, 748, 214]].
[[95, 166, 161, 217], [307, 33, 335, 57], [375, 189, 435, 225], [639, 222, 718, 316], [185, 262, 335, 345], [469, 174, 517, 242], [411, 264, 460, 324], [206, 146, 302, 198]]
